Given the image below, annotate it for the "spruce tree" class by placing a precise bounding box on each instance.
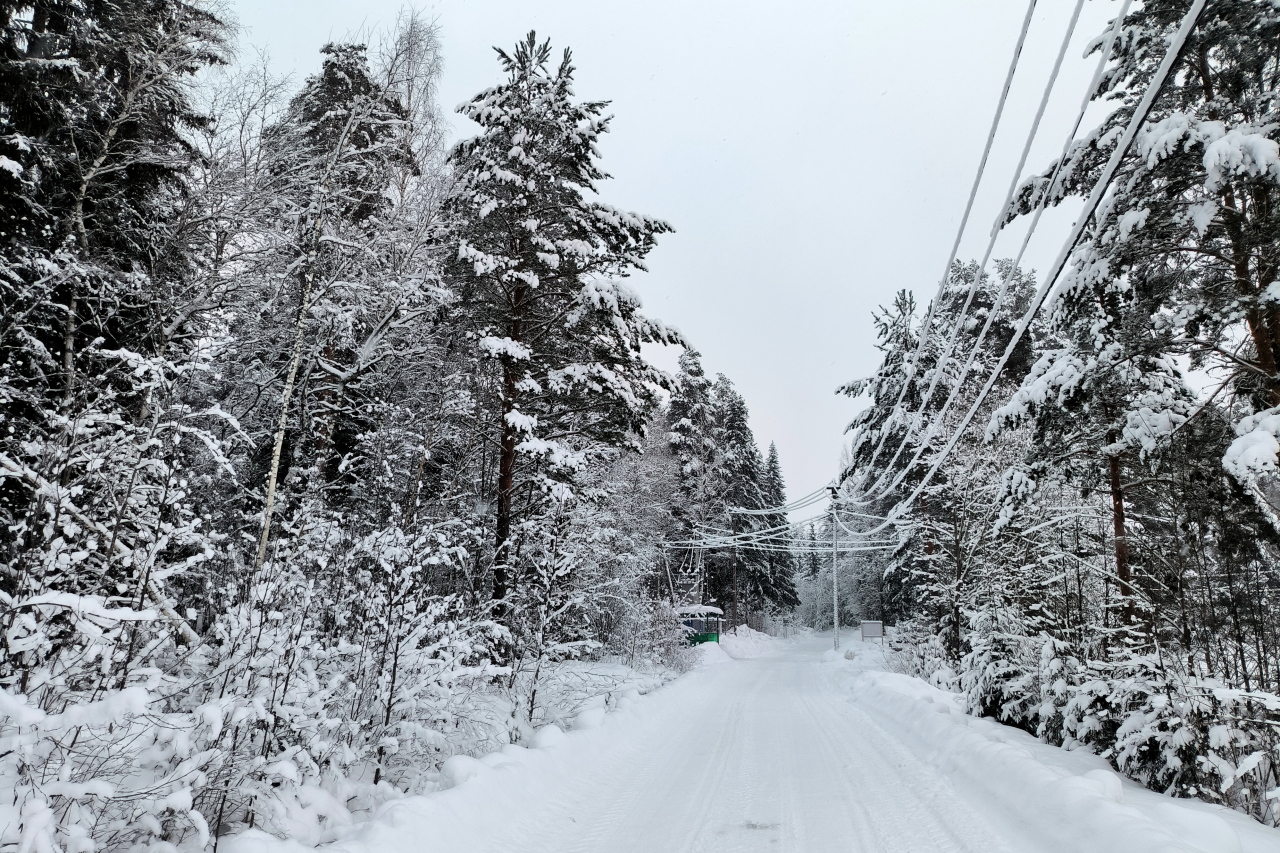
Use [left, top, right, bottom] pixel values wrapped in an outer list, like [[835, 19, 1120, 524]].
[[760, 442, 800, 609], [708, 375, 763, 623], [0, 0, 226, 648], [667, 350, 722, 602]]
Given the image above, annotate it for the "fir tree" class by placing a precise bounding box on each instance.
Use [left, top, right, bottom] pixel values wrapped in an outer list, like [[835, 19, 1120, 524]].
[[760, 442, 800, 610]]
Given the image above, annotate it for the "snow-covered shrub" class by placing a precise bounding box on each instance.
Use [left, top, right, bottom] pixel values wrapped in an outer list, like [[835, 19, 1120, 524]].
[[961, 605, 1043, 730], [885, 619, 959, 690], [184, 510, 512, 838], [1062, 655, 1280, 825], [1033, 636, 1085, 745], [601, 599, 699, 674], [0, 613, 218, 853]]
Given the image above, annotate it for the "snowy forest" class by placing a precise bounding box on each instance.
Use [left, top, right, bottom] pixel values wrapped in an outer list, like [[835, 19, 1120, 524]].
[[6, 0, 1280, 850], [0, 6, 800, 850], [809, 0, 1280, 828]]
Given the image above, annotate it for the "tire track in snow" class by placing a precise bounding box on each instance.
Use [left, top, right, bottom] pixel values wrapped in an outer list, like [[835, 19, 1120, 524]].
[[470, 645, 1031, 853], [807, 659, 1020, 853]]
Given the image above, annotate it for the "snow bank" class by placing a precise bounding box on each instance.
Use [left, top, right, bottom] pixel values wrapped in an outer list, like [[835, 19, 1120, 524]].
[[695, 641, 733, 665], [718, 625, 774, 659], [221, 664, 708, 853], [836, 666, 1279, 853]]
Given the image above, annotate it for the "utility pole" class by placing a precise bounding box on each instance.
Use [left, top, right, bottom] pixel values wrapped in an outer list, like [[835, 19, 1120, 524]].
[[731, 541, 740, 633], [830, 485, 839, 651]]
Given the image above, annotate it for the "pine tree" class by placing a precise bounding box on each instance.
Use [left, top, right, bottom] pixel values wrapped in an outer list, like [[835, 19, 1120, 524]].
[[443, 32, 680, 609], [998, 0, 1280, 629], [1009, 1, 1280, 475]]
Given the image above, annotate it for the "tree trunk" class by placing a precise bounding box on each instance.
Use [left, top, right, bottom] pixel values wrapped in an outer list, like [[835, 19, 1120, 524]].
[[1198, 44, 1280, 404], [493, 345, 520, 606], [731, 543, 740, 630], [253, 263, 316, 572], [494, 414, 516, 605], [253, 98, 365, 571], [1107, 450, 1133, 626]]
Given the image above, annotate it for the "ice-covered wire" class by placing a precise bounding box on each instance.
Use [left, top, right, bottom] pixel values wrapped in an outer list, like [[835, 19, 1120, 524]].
[[854, 0, 1131, 506], [847, 0, 1039, 495], [857, 0, 1136, 506], [846, 0, 1210, 535], [692, 513, 825, 540], [726, 486, 828, 516], [854, 0, 1088, 502]]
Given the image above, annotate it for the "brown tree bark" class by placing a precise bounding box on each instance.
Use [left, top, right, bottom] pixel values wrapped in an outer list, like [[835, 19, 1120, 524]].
[[1197, 43, 1280, 404], [1107, 449, 1133, 626], [731, 543, 740, 630]]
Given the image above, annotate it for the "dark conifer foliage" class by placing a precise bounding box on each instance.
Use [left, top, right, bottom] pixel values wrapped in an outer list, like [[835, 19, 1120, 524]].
[[443, 32, 680, 607], [666, 358, 799, 621], [0, 19, 750, 849]]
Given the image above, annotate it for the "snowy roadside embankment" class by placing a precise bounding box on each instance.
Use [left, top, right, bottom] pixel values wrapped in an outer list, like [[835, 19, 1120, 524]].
[[833, 644, 1280, 853], [223, 652, 720, 853], [717, 625, 775, 659]]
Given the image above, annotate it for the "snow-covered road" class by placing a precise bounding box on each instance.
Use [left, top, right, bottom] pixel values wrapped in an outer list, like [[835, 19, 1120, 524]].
[[478, 639, 1012, 852], [229, 633, 1280, 853]]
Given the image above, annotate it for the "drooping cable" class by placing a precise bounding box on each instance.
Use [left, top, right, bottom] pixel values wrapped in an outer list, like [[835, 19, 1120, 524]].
[[854, 0, 1088, 502], [726, 486, 828, 516], [848, 0, 1040, 491], [856, 0, 1135, 505], [844, 0, 1209, 535]]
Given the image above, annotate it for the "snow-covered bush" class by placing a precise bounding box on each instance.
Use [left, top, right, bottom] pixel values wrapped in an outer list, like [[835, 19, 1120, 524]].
[[885, 620, 959, 691], [961, 605, 1043, 729]]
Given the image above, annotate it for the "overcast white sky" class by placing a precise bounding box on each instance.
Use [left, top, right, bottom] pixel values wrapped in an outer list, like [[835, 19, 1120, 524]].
[[230, 0, 1120, 505]]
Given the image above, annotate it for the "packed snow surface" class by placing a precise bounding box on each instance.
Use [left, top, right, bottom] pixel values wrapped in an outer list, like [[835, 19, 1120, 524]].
[[226, 634, 1280, 853], [717, 624, 775, 659]]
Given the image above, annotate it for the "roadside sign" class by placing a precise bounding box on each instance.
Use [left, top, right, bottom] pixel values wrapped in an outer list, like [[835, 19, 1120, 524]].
[[860, 621, 884, 640]]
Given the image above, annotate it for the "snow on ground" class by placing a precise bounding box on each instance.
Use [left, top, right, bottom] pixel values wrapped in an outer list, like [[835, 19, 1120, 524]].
[[225, 632, 1280, 853], [717, 624, 775, 658], [835, 640, 1280, 853], [695, 639, 734, 665]]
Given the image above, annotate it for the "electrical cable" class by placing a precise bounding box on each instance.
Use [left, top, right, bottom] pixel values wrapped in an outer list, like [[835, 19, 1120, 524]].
[[854, 0, 1088, 501], [852, 0, 1132, 506], [858, 0, 1137, 504], [848, 0, 1039, 491], [726, 486, 828, 515], [843, 0, 1210, 535]]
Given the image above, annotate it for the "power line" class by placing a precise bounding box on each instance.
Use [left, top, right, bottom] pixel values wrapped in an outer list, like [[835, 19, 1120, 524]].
[[858, 0, 1135, 507], [849, 0, 1039, 491], [854, 0, 1088, 502], [846, 0, 1209, 534], [726, 486, 828, 516]]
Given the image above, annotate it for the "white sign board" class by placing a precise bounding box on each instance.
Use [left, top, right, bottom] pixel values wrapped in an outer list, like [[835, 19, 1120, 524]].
[[860, 620, 884, 640]]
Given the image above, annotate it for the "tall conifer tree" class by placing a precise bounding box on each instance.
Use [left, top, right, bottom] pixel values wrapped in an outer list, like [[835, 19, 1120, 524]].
[[443, 33, 680, 607]]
